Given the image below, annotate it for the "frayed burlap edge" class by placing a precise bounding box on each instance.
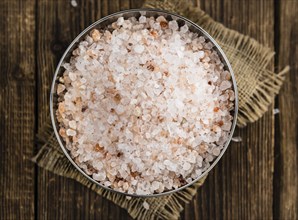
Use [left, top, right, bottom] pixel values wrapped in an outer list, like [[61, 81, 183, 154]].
[[33, 122, 207, 220], [144, 0, 289, 127]]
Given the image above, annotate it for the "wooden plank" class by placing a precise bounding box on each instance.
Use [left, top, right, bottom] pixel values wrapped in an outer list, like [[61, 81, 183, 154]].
[[130, 0, 143, 9], [274, 0, 298, 219], [0, 0, 36, 219], [36, 0, 134, 219], [182, 0, 275, 219], [120, 0, 130, 10]]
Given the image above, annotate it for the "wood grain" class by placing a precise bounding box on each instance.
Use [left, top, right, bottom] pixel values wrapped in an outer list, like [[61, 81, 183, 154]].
[[182, 0, 276, 219], [0, 0, 36, 219], [274, 0, 298, 219]]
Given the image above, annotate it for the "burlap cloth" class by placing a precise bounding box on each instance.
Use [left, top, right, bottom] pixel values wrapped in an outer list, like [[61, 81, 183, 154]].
[[33, 0, 289, 219]]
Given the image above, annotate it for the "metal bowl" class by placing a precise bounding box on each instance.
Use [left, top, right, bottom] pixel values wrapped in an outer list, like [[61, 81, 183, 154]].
[[50, 8, 238, 197]]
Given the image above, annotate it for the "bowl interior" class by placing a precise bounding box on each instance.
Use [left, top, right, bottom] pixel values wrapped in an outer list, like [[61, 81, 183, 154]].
[[50, 9, 238, 197]]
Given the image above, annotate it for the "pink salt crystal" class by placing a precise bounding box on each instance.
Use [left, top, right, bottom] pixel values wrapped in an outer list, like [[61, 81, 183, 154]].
[[90, 29, 101, 42], [220, 80, 232, 91], [57, 84, 65, 94], [156, 16, 167, 22], [222, 121, 232, 131], [212, 147, 221, 156]]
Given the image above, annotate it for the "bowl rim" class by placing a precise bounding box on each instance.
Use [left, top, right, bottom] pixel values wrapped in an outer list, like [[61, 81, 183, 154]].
[[50, 8, 239, 198]]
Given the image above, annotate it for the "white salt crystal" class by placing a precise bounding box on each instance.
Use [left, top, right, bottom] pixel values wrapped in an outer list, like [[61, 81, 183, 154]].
[[168, 20, 179, 31], [66, 129, 76, 136], [93, 172, 106, 181], [116, 17, 124, 26], [134, 45, 144, 53], [143, 201, 150, 210], [180, 24, 189, 33], [175, 99, 184, 110], [107, 115, 116, 124], [116, 105, 125, 114], [197, 51, 205, 59], [139, 16, 147, 23], [133, 107, 142, 116], [273, 108, 280, 115], [69, 120, 77, 129], [232, 136, 242, 142], [68, 72, 77, 81], [70, 0, 78, 7], [183, 162, 191, 170]]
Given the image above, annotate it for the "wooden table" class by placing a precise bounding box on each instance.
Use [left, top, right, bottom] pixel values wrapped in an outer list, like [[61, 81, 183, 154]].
[[1, 0, 297, 219]]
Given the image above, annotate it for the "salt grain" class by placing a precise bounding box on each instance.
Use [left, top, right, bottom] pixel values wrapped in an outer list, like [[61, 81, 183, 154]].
[[69, 120, 77, 129], [273, 108, 280, 115], [70, 0, 78, 7], [143, 201, 150, 210], [183, 162, 191, 170], [134, 45, 145, 53], [139, 16, 147, 23], [66, 129, 76, 136], [232, 136, 242, 142], [197, 51, 205, 59], [57, 84, 65, 94], [168, 20, 179, 31]]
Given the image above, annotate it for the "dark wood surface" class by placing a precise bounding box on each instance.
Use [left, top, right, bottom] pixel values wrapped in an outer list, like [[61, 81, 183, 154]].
[[0, 0, 297, 219]]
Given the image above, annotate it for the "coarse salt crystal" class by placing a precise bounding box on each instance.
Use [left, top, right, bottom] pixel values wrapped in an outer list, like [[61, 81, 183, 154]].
[[143, 201, 150, 210], [197, 51, 205, 59], [57, 84, 66, 94], [220, 81, 232, 91], [68, 72, 77, 81], [168, 20, 179, 31], [134, 45, 145, 53], [66, 129, 76, 136], [70, 0, 78, 7], [180, 24, 189, 33], [69, 120, 77, 129], [183, 162, 191, 170], [117, 17, 124, 26], [139, 16, 147, 23], [93, 172, 106, 181]]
